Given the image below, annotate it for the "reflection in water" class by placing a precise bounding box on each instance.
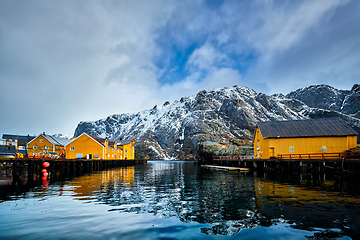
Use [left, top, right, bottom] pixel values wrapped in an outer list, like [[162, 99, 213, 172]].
[[0, 161, 359, 239], [65, 161, 360, 238]]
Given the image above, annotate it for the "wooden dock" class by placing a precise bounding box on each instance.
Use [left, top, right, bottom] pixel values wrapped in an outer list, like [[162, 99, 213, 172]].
[[0, 158, 147, 186], [206, 152, 360, 174], [202, 164, 250, 172]]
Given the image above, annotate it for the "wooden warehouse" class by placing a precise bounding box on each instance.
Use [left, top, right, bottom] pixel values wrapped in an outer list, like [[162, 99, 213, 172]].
[[254, 118, 358, 159], [65, 133, 135, 160]]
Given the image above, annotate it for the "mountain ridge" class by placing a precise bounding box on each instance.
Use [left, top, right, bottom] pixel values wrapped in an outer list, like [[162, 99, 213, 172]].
[[74, 84, 360, 160]]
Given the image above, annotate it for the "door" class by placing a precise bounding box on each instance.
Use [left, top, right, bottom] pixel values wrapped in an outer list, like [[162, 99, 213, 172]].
[[269, 147, 275, 158]]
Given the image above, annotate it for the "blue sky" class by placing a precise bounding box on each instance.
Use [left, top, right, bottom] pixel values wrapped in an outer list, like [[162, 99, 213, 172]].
[[0, 0, 359, 137]]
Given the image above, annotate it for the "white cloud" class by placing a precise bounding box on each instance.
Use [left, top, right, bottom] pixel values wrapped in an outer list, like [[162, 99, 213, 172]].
[[254, 0, 348, 58], [0, 0, 359, 137], [187, 41, 229, 70], [158, 68, 242, 102]]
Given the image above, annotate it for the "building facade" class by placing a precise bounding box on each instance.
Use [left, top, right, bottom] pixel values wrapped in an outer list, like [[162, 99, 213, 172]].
[[65, 133, 135, 160], [254, 118, 358, 159], [27, 133, 70, 158], [1, 134, 35, 155]]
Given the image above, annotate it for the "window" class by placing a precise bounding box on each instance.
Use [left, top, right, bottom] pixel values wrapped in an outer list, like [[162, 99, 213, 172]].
[[33, 146, 37, 150], [321, 146, 327, 152], [33, 153, 37, 156], [39, 139, 43, 143], [76, 153, 83, 159], [94, 154, 99, 158], [115, 155, 117, 159], [45, 146, 49, 150], [70, 147, 75, 151], [125, 149, 128, 153], [289, 146, 294, 153]]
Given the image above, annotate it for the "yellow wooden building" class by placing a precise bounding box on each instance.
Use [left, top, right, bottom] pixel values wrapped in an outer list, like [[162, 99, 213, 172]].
[[27, 133, 70, 158], [65, 133, 135, 160], [254, 118, 358, 159]]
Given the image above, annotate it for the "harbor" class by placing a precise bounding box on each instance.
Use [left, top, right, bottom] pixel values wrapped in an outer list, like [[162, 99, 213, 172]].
[[1, 161, 359, 239]]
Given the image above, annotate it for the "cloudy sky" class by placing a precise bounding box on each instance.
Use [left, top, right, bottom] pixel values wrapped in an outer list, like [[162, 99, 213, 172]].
[[0, 0, 359, 137]]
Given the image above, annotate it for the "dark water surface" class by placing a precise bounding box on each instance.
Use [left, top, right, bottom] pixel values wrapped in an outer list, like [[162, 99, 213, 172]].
[[1, 161, 360, 239]]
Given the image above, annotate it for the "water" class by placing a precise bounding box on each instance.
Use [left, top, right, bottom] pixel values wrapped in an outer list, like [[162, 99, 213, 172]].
[[0, 161, 359, 239]]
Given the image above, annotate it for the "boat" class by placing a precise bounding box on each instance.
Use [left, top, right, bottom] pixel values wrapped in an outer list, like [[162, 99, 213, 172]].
[[0, 154, 15, 160]]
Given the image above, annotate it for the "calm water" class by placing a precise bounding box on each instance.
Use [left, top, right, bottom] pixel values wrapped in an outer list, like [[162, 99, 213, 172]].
[[0, 161, 359, 239]]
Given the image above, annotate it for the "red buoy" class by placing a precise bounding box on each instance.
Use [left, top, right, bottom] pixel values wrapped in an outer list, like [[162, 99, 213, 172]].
[[42, 169, 47, 173], [42, 162, 50, 168]]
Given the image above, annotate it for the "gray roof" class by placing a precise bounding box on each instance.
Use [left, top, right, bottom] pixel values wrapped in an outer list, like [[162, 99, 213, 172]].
[[2, 134, 35, 140], [44, 134, 71, 146], [117, 140, 133, 145], [88, 135, 133, 146], [257, 118, 358, 138]]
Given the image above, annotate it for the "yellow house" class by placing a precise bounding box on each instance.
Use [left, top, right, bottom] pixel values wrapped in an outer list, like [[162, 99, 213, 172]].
[[65, 133, 135, 160], [27, 133, 70, 158], [117, 140, 135, 160], [254, 118, 358, 159]]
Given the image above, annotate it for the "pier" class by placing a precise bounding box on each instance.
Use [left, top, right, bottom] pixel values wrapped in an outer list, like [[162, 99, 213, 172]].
[[0, 158, 147, 188], [208, 152, 360, 174]]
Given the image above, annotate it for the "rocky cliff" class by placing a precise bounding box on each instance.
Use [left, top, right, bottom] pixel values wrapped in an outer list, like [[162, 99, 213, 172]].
[[74, 84, 360, 160]]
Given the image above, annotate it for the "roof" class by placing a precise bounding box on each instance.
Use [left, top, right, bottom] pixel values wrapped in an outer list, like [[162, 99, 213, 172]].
[[117, 140, 133, 145], [257, 118, 358, 138], [43, 134, 71, 146], [68, 133, 133, 147], [27, 134, 71, 146], [86, 135, 134, 146], [2, 134, 36, 141], [88, 135, 120, 146]]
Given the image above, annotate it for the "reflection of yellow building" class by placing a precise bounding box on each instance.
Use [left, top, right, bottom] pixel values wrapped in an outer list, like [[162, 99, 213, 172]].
[[70, 167, 135, 198], [65, 133, 135, 160], [254, 118, 357, 159], [27, 133, 70, 158], [254, 178, 360, 210]]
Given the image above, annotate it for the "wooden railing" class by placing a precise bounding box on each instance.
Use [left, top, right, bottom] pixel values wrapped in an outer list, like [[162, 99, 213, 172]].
[[278, 152, 360, 160], [213, 155, 254, 160]]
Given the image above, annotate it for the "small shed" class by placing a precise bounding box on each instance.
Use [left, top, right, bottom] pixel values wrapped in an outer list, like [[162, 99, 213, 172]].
[[254, 118, 358, 159]]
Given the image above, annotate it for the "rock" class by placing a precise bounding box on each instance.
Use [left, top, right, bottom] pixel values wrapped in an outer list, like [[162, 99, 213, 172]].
[[73, 84, 360, 160]]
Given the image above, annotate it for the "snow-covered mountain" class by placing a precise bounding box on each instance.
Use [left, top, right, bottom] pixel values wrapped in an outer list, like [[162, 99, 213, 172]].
[[52, 133, 69, 139], [74, 84, 360, 160]]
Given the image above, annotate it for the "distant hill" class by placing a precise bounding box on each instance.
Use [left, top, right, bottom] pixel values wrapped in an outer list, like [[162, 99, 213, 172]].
[[74, 84, 360, 160]]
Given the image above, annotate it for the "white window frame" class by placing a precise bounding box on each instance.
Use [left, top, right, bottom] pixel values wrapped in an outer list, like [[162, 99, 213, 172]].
[[76, 153, 83, 159], [39, 139, 43, 143], [44, 146, 49, 150], [33, 146, 37, 150], [289, 146, 294, 153], [70, 147, 75, 151], [321, 146, 327, 152]]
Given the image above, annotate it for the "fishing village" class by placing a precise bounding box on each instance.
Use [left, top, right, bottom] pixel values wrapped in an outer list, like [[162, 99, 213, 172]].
[[2, 0, 360, 238], [1, 117, 359, 188]]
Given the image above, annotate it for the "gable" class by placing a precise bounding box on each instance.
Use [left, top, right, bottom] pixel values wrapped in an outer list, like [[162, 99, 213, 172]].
[[66, 133, 104, 148], [257, 118, 357, 139], [27, 134, 53, 146]]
